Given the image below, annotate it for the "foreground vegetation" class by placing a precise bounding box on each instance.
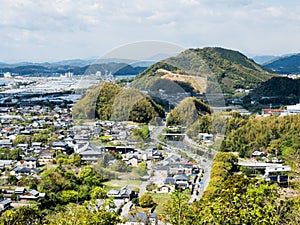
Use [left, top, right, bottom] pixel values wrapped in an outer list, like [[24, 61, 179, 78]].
[[161, 152, 300, 225]]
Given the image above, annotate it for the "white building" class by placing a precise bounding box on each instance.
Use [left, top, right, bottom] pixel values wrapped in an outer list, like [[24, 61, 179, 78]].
[[3, 72, 11, 78], [286, 103, 300, 114]]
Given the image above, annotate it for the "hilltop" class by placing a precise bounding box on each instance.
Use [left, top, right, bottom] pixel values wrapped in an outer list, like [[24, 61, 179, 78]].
[[72, 82, 165, 123], [264, 53, 300, 74], [166, 97, 211, 127], [132, 47, 275, 94]]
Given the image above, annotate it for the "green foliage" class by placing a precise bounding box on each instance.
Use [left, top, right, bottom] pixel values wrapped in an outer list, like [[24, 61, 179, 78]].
[[72, 82, 165, 123], [109, 160, 131, 173], [221, 114, 300, 170], [78, 166, 104, 186], [133, 162, 147, 176], [132, 47, 274, 94], [146, 182, 157, 192], [0, 148, 23, 160], [249, 77, 300, 98], [0, 206, 45, 225], [129, 96, 165, 123], [72, 82, 122, 120], [45, 202, 120, 225], [204, 152, 238, 194], [139, 193, 155, 208], [161, 190, 196, 225], [131, 125, 150, 140], [13, 135, 30, 146], [196, 177, 280, 225], [167, 97, 211, 128], [38, 166, 105, 209], [90, 186, 107, 200]]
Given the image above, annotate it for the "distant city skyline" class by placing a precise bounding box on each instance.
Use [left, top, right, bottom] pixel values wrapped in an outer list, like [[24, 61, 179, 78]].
[[1, 0, 300, 62]]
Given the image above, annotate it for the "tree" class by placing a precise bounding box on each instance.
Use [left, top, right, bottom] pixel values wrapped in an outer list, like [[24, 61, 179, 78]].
[[78, 166, 104, 186], [45, 202, 120, 225], [134, 162, 147, 176], [161, 190, 196, 225], [0, 206, 45, 225], [7, 175, 18, 185], [68, 154, 81, 167], [91, 187, 107, 200], [139, 194, 155, 208]]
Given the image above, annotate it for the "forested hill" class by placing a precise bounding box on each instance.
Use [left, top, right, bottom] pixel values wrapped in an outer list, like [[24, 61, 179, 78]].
[[132, 47, 275, 94], [72, 82, 165, 123], [248, 77, 300, 98], [166, 97, 211, 128], [264, 54, 300, 74]]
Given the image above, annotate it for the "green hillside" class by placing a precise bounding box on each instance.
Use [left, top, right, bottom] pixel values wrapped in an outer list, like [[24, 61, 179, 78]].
[[166, 97, 211, 127], [132, 47, 275, 94], [72, 82, 165, 123]]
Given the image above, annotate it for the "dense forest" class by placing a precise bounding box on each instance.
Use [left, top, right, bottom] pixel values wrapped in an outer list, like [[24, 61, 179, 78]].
[[161, 152, 300, 225], [220, 114, 300, 170], [132, 47, 275, 94], [72, 82, 165, 123], [166, 97, 211, 128]]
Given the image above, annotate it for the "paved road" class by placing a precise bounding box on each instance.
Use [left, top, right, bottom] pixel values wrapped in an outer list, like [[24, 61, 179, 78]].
[[120, 201, 133, 218]]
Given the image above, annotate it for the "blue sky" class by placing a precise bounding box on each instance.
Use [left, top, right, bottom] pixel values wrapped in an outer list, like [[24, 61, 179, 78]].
[[0, 0, 299, 62]]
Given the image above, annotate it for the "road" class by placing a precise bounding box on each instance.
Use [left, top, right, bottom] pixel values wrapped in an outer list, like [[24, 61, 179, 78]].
[[150, 125, 215, 200]]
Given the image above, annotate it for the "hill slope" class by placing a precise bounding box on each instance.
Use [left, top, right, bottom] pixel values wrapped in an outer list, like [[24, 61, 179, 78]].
[[132, 47, 275, 94], [166, 97, 211, 127], [264, 54, 300, 74], [72, 82, 165, 123]]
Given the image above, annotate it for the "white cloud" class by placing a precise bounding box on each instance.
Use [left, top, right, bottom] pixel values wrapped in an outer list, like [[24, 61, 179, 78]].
[[0, 0, 300, 61]]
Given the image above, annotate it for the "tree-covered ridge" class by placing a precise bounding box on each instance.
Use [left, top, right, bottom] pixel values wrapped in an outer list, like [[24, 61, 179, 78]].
[[132, 47, 275, 94], [73, 82, 165, 123], [248, 77, 300, 97], [166, 97, 211, 127], [190, 47, 275, 92], [221, 114, 300, 171]]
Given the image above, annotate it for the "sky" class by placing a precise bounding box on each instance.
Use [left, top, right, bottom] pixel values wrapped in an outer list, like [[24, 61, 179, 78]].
[[1, 0, 300, 62]]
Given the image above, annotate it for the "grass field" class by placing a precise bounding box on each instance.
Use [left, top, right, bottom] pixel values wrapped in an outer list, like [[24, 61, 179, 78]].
[[150, 193, 172, 215]]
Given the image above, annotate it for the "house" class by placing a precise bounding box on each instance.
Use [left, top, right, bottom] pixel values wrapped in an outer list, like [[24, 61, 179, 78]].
[[152, 149, 163, 160], [157, 184, 174, 193], [19, 189, 45, 202], [15, 187, 26, 195], [0, 160, 16, 170], [22, 156, 37, 168], [0, 139, 12, 148], [79, 150, 103, 164], [251, 150, 267, 158], [128, 155, 140, 167], [174, 174, 189, 190], [96, 199, 125, 213], [262, 109, 284, 116], [0, 199, 12, 212], [11, 166, 32, 176], [264, 165, 291, 185], [124, 212, 158, 225], [31, 142, 43, 149], [38, 150, 54, 165], [107, 185, 135, 200], [164, 177, 175, 185]]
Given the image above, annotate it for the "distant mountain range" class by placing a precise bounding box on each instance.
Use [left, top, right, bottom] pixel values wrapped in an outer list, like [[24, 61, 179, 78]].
[[263, 54, 300, 74], [0, 59, 149, 77], [251, 55, 278, 65]]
